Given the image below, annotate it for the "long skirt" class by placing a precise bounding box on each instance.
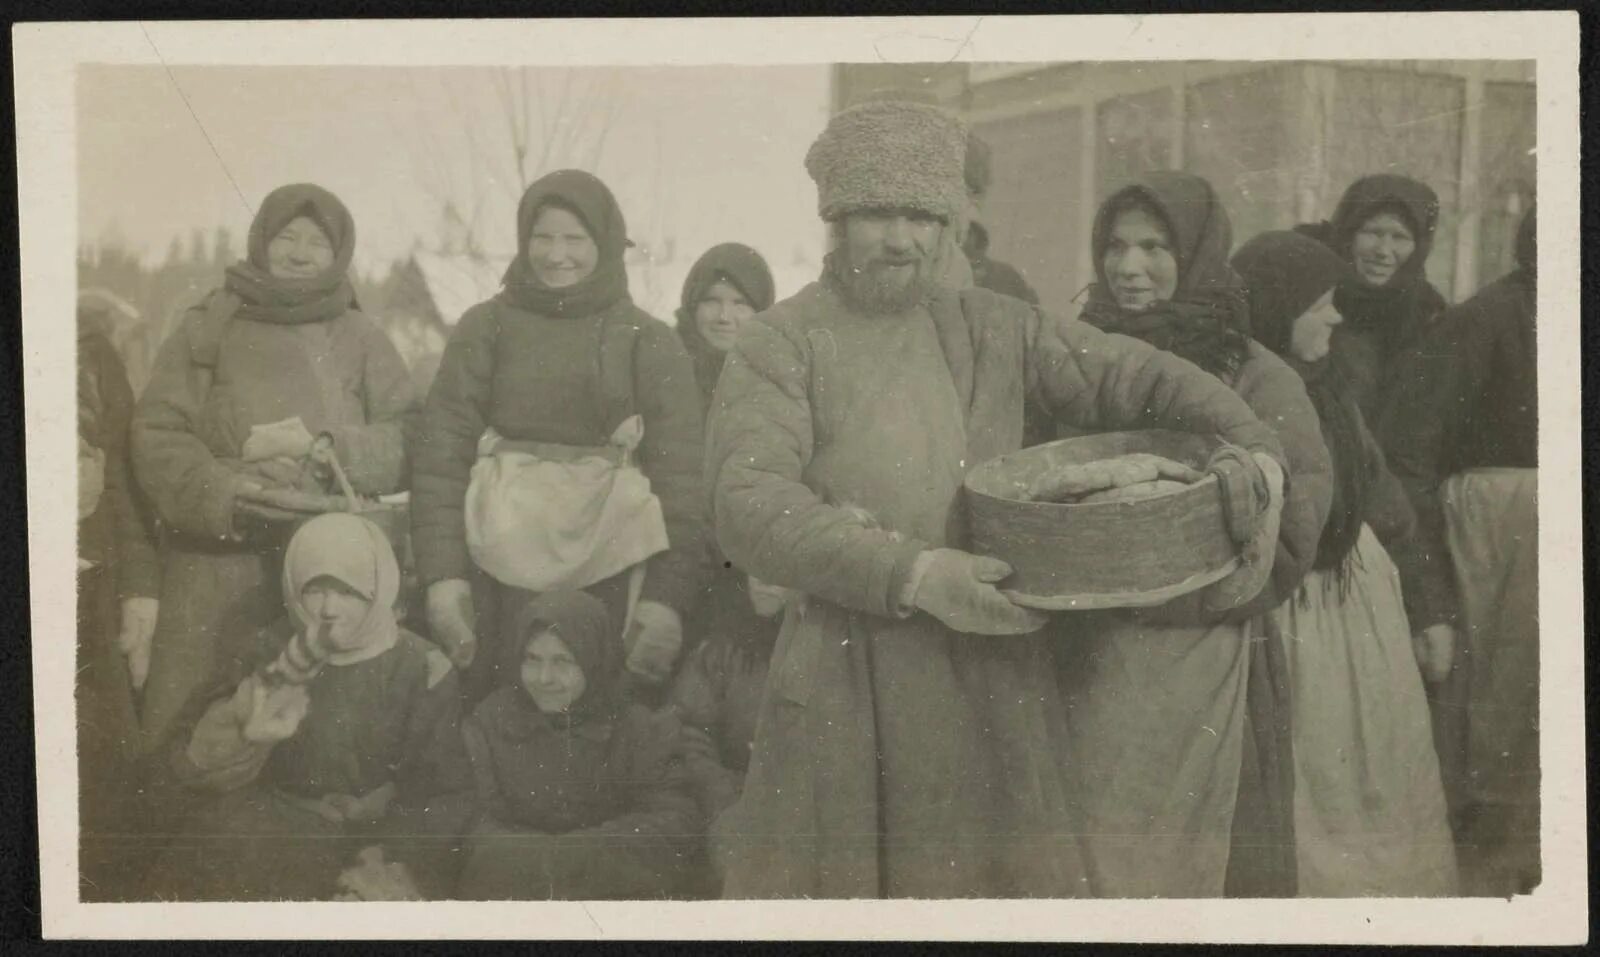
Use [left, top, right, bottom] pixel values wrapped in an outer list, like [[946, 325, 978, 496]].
[[1055, 614, 1250, 897], [1276, 524, 1458, 896], [1441, 468, 1539, 895]]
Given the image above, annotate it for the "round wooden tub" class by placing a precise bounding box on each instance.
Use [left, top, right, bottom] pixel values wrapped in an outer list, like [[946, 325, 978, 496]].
[[964, 430, 1239, 610]]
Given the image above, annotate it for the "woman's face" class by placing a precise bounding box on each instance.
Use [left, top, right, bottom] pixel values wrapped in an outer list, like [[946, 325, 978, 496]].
[[1289, 288, 1344, 363], [526, 206, 599, 288], [1349, 211, 1417, 287], [694, 280, 755, 353], [521, 629, 587, 714], [1104, 206, 1179, 311], [299, 575, 374, 652], [267, 215, 336, 280]]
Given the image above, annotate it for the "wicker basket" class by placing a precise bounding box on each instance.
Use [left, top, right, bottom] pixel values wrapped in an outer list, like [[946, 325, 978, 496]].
[[964, 430, 1239, 610]]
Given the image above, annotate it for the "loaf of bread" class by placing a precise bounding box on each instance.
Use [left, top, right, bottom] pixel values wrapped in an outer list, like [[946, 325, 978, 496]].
[[1025, 452, 1202, 504]]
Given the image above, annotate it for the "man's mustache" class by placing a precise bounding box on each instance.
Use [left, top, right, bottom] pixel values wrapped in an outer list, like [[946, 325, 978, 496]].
[[853, 255, 923, 271]]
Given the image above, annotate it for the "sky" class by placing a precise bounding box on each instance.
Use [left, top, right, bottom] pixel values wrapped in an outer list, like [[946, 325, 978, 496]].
[[76, 64, 834, 286]]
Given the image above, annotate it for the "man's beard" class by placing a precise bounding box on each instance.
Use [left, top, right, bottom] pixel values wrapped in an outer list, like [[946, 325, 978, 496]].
[[830, 248, 937, 315]]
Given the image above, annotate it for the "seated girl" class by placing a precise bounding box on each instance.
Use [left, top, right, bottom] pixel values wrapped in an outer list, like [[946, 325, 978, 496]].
[[143, 513, 472, 901], [457, 590, 701, 900]]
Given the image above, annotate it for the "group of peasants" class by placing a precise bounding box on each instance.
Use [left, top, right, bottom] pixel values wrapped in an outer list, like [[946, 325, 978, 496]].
[[74, 98, 1538, 902]]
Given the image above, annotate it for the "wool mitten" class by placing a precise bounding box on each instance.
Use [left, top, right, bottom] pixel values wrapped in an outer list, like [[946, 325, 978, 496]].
[[625, 600, 684, 684], [426, 578, 479, 671], [911, 548, 1047, 635]]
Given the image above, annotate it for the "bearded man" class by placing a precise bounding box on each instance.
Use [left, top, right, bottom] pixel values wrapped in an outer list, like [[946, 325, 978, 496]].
[[704, 100, 1288, 898]]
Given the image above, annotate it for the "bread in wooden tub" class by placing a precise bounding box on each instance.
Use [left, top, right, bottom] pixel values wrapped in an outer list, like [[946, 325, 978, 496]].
[[963, 430, 1240, 610]]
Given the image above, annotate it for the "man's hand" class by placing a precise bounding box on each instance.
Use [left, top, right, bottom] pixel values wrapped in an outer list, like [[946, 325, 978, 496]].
[[625, 600, 683, 684], [912, 548, 1047, 635], [426, 579, 478, 671], [1413, 623, 1457, 685], [117, 597, 160, 691]]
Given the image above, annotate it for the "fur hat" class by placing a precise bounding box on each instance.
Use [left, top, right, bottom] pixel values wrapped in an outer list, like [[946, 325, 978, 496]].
[[805, 100, 969, 223]]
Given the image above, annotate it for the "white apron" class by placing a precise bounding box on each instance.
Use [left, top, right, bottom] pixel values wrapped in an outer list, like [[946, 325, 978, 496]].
[[1276, 524, 1458, 896], [464, 414, 670, 604]]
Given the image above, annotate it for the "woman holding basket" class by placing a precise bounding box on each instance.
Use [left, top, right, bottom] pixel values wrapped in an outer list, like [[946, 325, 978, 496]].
[[131, 183, 416, 753]]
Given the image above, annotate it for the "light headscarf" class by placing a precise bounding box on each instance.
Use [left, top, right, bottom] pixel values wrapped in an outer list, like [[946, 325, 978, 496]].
[[281, 513, 401, 665]]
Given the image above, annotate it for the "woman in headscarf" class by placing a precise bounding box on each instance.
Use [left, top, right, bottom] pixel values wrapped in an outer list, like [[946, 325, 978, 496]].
[[143, 514, 473, 901], [411, 170, 708, 703], [1381, 206, 1539, 896], [1295, 174, 1450, 423], [456, 590, 701, 900], [1233, 230, 1458, 897], [674, 242, 776, 412], [1051, 171, 1333, 897], [132, 184, 416, 754]]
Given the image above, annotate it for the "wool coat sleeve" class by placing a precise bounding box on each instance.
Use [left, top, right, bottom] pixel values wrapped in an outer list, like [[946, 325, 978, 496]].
[[410, 304, 497, 585], [631, 319, 711, 615], [167, 671, 280, 793], [1378, 311, 1499, 631], [1025, 311, 1289, 467], [322, 317, 418, 496], [131, 321, 254, 541], [1211, 350, 1333, 621], [1363, 435, 1432, 628], [706, 318, 929, 617]]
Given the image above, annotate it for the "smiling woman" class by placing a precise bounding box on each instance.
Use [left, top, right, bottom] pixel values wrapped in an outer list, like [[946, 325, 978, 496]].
[[1102, 203, 1179, 310], [1295, 174, 1448, 423], [129, 183, 416, 754], [1350, 211, 1417, 287], [267, 216, 337, 279]]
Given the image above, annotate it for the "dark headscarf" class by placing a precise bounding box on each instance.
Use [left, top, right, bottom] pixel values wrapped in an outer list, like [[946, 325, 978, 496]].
[[1080, 171, 1252, 382], [1234, 231, 1369, 578], [498, 169, 633, 318], [1296, 175, 1447, 352], [674, 243, 776, 407], [501, 589, 620, 730], [223, 183, 359, 325]]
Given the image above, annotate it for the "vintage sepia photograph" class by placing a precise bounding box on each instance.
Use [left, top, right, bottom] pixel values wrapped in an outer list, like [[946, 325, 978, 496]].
[[16, 13, 1584, 943]]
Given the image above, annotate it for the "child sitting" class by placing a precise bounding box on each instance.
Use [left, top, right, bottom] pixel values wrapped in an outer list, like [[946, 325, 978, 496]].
[[456, 590, 700, 900], [144, 513, 472, 900]]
